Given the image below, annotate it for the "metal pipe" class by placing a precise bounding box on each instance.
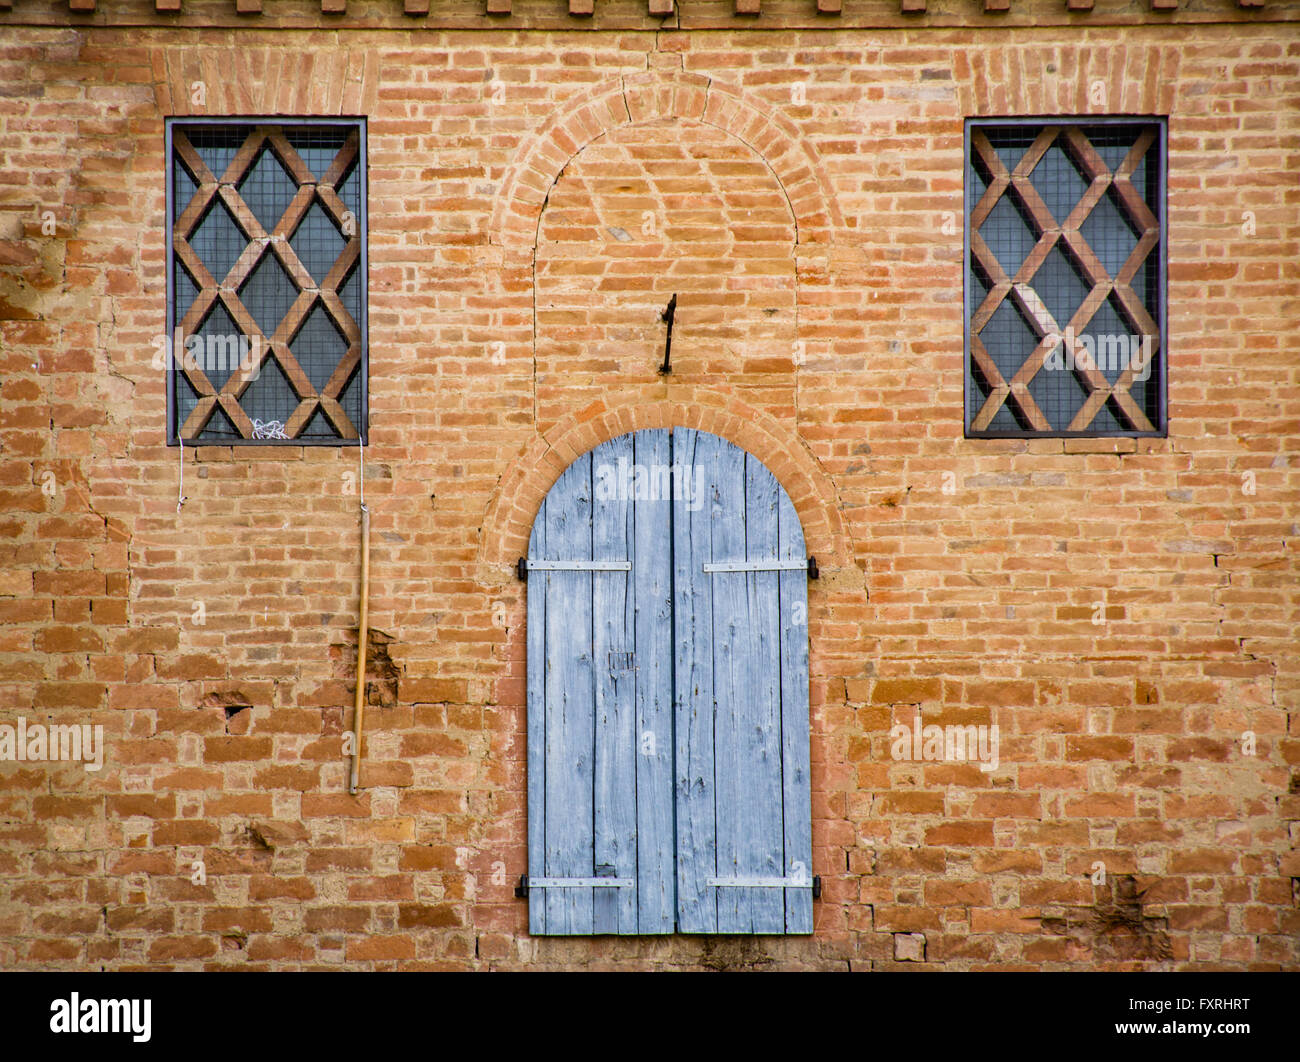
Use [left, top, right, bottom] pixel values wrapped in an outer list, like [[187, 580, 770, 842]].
[[348, 504, 371, 795]]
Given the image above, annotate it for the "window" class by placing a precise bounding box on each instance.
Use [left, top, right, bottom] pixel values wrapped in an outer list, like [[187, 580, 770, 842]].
[[965, 118, 1166, 437], [166, 118, 367, 444], [524, 429, 814, 935]]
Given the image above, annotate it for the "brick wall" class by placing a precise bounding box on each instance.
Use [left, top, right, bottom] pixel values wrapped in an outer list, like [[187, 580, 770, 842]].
[[0, 11, 1297, 969]]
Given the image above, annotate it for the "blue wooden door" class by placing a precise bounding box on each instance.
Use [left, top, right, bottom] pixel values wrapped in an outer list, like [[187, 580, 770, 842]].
[[525, 428, 811, 935]]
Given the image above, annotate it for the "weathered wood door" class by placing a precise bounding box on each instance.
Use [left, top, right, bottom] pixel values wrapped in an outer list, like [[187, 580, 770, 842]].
[[525, 428, 811, 935]]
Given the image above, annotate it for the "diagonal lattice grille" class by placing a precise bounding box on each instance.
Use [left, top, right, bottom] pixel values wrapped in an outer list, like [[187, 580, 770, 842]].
[[966, 121, 1164, 436], [169, 122, 365, 443]]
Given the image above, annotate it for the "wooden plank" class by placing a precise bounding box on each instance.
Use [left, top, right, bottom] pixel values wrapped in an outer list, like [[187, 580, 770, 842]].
[[1060, 229, 1111, 291], [969, 172, 1010, 231], [486, 0, 512, 11], [172, 131, 217, 187], [180, 396, 218, 439], [1066, 0, 1094, 9], [776, 483, 813, 933], [1009, 281, 1058, 341], [901, 0, 926, 10], [273, 185, 318, 242], [969, 231, 1011, 290], [220, 237, 267, 295], [525, 468, 549, 936], [215, 393, 254, 438], [321, 289, 361, 344], [633, 429, 675, 934], [173, 237, 217, 298], [264, 129, 316, 187], [1068, 389, 1112, 432], [736, 452, 787, 934], [1009, 174, 1061, 238], [591, 432, 636, 934], [1012, 230, 1061, 286], [735, 0, 760, 11], [709, 437, 751, 933], [969, 337, 1012, 431], [69, 0, 96, 11], [320, 130, 359, 189], [321, 345, 362, 401], [174, 183, 218, 241], [220, 128, 267, 188], [673, 429, 718, 934], [321, 0, 346, 11], [321, 237, 360, 294], [1112, 281, 1158, 339], [541, 453, 595, 935], [1114, 228, 1159, 287], [569, 0, 594, 13]]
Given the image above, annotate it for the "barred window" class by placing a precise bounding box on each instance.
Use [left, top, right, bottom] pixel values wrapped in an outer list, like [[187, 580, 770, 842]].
[[965, 118, 1166, 437], [166, 119, 367, 444]]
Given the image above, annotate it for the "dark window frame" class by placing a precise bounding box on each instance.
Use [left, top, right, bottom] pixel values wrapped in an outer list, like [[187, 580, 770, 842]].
[[165, 115, 369, 447], [963, 115, 1168, 439]]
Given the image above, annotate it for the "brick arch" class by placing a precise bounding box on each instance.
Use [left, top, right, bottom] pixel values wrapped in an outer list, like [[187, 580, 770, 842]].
[[490, 70, 842, 256], [151, 47, 381, 116], [477, 394, 851, 588]]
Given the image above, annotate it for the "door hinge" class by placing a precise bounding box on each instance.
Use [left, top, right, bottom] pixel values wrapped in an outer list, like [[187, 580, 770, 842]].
[[707, 875, 820, 890], [518, 559, 632, 574], [701, 556, 819, 578], [517, 874, 633, 894]]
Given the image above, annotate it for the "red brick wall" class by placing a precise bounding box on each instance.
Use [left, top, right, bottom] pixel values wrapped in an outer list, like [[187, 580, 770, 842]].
[[0, 14, 1297, 969]]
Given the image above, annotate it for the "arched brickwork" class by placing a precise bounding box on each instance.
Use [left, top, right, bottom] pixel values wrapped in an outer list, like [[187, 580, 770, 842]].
[[489, 70, 843, 257], [477, 394, 851, 588]]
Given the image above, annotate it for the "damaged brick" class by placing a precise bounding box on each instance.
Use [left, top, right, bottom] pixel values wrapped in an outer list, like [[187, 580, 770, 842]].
[[1042, 875, 1172, 963], [331, 629, 399, 708]]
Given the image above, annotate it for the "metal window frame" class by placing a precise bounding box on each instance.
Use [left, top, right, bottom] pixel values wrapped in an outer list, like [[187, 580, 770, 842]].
[[962, 114, 1168, 440], [164, 115, 369, 447]]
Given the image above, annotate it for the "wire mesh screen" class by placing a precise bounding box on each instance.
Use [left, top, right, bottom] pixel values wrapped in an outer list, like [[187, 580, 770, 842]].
[[168, 121, 366, 444], [965, 121, 1164, 436]]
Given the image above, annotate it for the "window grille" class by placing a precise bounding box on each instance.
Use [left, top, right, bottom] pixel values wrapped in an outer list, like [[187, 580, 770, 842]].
[[965, 118, 1166, 437], [166, 119, 366, 444]]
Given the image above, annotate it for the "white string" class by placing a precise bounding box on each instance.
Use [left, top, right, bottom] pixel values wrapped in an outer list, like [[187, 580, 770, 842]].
[[251, 419, 290, 440], [177, 435, 187, 514]]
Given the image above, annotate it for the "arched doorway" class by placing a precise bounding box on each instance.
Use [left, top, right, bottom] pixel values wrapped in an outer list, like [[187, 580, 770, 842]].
[[523, 428, 813, 935]]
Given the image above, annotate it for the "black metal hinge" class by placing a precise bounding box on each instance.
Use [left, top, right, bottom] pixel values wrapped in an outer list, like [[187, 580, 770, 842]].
[[807, 556, 819, 579], [515, 874, 529, 898], [516, 557, 528, 581]]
